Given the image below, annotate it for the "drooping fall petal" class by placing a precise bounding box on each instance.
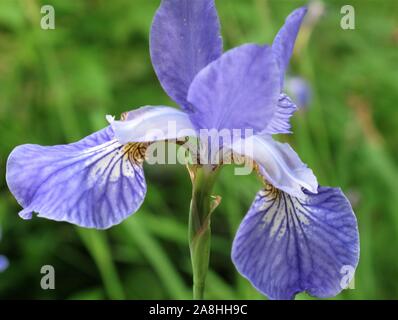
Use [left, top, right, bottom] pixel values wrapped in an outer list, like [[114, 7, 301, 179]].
[[232, 186, 359, 299], [6, 127, 147, 229]]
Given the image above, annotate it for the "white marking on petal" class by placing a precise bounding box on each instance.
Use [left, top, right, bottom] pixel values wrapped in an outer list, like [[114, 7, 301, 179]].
[[231, 135, 318, 198], [110, 106, 197, 144], [106, 115, 115, 124]]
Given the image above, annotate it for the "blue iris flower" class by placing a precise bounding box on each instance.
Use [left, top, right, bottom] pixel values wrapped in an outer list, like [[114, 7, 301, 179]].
[[6, 1, 359, 300], [0, 227, 8, 273], [285, 76, 312, 109], [0, 256, 8, 273]]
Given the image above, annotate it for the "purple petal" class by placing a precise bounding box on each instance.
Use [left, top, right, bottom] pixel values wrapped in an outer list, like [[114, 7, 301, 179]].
[[150, 0, 223, 110], [0, 255, 9, 272], [108, 106, 197, 144], [231, 135, 317, 198], [6, 127, 146, 229], [187, 44, 280, 133], [264, 93, 298, 135], [272, 7, 307, 88], [285, 76, 312, 109], [232, 186, 359, 300]]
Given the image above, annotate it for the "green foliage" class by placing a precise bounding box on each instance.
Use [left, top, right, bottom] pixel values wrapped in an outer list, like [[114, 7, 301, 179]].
[[0, 0, 397, 299]]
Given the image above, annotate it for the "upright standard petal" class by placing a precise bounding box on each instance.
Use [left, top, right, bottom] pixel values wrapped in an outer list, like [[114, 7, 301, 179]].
[[187, 44, 280, 133], [263, 93, 298, 135], [272, 7, 307, 87], [6, 127, 147, 229], [231, 135, 317, 198], [108, 106, 197, 145], [150, 0, 223, 109], [232, 186, 359, 300]]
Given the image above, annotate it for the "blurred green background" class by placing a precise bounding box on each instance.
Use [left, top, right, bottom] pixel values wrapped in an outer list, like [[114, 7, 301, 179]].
[[0, 0, 397, 299]]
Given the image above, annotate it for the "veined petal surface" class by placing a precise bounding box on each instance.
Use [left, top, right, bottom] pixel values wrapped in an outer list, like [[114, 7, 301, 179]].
[[150, 0, 223, 109], [232, 186, 359, 300], [264, 93, 298, 135], [187, 44, 280, 133], [6, 127, 146, 229]]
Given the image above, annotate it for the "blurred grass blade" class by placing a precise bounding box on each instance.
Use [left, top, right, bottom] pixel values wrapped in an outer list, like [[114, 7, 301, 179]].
[[123, 215, 188, 299], [77, 228, 125, 300], [206, 270, 238, 300]]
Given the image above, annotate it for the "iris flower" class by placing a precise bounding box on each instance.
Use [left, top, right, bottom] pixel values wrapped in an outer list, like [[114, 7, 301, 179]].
[[6, 1, 359, 300], [0, 257, 7, 273], [285, 76, 312, 109], [0, 228, 8, 273]]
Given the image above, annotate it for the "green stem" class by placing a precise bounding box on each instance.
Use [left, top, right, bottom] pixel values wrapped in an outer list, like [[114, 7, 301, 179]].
[[188, 165, 220, 300]]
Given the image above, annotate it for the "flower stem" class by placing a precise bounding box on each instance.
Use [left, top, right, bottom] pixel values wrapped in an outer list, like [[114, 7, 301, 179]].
[[188, 165, 220, 300]]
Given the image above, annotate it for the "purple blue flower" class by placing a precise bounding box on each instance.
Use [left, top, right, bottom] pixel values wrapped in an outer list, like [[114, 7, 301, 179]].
[[0, 228, 8, 272], [285, 76, 312, 109], [6, 0, 359, 299], [0, 256, 8, 273]]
